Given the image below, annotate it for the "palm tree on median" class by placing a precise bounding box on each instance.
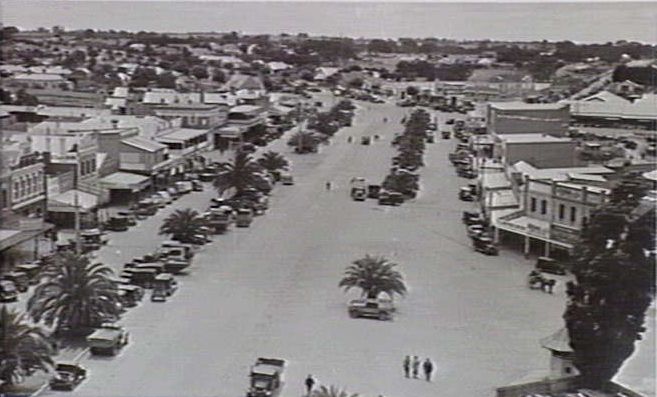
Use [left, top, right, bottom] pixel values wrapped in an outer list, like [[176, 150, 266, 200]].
[[28, 252, 122, 333], [257, 151, 289, 178], [339, 255, 407, 300], [213, 150, 263, 196], [312, 385, 359, 397], [160, 208, 206, 243], [0, 307, 54, 389]]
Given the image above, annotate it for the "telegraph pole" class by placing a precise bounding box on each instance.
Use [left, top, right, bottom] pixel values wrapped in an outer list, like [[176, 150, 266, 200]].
[[74, 132, 81, 255]]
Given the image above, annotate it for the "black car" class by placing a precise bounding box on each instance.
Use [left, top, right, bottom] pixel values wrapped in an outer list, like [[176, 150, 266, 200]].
[[536, 257, 566, 275], [50, 363, 87, 391]]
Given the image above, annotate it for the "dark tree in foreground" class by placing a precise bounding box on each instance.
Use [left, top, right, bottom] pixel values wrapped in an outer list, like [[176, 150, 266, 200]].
[[0, 307, 54, 389], [28, 253, 121, 332], [564, 177, 655, 388]]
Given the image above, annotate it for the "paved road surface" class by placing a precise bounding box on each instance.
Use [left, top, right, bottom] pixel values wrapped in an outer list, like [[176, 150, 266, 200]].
[[46, 101, 572, 397]]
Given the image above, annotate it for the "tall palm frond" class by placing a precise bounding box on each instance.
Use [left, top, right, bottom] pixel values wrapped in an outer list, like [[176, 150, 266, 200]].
[[28, 252, 121, 331], [213, 151, 263, 195], [257, 151, 289, 173], [0, 307, 54, 387], [339, 255, 407, 299], [160, 208, 206, 243], [312, 385, 359, 397]]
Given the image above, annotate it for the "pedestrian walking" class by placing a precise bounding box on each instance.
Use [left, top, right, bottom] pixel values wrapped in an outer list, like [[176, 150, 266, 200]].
[[412, 356, 420, 378], [325, 181, 332, 190], [403, 355, 411, 378], [422, 358, 433, 382], [304, 374, 315, 396], [347, 136, 353, 143]]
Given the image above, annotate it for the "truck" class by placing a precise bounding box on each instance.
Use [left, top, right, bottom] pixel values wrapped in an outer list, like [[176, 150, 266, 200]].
[[86, 324, 129, 356], [348, 298, 394, 321], [246, 357, 286, 397]]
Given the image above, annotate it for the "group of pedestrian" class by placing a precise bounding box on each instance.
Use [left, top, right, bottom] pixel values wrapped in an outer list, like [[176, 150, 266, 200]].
[[403, 355, 433, 381]]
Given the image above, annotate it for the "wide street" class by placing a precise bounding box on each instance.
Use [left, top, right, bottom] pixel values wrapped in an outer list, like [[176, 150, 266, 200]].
[[46, 99, 570, 397]]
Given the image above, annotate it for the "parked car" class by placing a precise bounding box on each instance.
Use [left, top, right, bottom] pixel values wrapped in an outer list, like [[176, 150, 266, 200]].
[[105, 216, 130, 232], [87, 324, 129, 356], [459, 187, 475, 201], [472, 235, 499, 255], [49, 362, 87, 391], [536, 257, 566, 275], [348, 298, 394, 320], [148, 195, 167, 209], [2, 271, 29, 292], [192, 180, 204, 191], [0, 280, 18, 302], [280, 173, 294, 185]]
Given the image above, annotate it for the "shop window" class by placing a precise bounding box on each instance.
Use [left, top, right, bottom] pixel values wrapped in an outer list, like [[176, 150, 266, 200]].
[[13, 181, 19, 199], [540, 200, 547, 215], [570, 207, 577, 223], [530, 197, 536, 212], [559, 204, 565, 220]]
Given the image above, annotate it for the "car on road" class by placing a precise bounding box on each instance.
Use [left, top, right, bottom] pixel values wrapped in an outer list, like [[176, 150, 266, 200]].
[[235, 208, 254, 227], [459, 186, 475, 201], [49, 362, 87, 391], [247, 357, 286, 397], [151, 288, 168, 302], [87, 324, 130, 356], [361, 136, 371, 145], [536, 257, 566, 275], [280, 173, 294, 185], [348, 298, 394, 321], [472, 235, 499, 256]]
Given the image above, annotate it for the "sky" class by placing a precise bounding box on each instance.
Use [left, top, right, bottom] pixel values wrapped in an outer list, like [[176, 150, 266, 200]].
[[2, 1, 656, 43]]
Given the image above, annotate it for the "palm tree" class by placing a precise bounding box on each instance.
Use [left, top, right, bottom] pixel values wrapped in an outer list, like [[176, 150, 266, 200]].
[[0, 307, 54, 389], [339, 255, 407, 299], [287, 131, 319, 153], [28, 252, 121, 333], [312, 385, 359, 397], [213, 151, 263, 196], [257, 151, 289, 176], [160, 208, 206, 243]]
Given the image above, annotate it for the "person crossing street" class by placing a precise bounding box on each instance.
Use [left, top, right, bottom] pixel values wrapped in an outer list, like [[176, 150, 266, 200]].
[[305, 374, 315, 396], [411, 356, 420, 378], [403, 355, 411, 378], [423, 358, 434, 382]]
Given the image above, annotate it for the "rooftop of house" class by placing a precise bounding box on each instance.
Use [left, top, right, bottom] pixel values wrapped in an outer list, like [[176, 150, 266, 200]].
[[12, 73, 66, 81], [496, 133, 572, 144], [512, 160, 615, 182], [156, 128, 208, 143], [121, 136, 167, 152], [468, 69, 533, 83], [489, 101, 569, 111]]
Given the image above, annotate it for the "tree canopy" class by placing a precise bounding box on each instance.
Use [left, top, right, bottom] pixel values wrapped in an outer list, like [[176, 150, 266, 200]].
[[564, 176, 656, 387]]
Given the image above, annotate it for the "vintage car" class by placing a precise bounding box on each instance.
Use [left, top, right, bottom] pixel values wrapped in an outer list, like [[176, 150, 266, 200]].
[[348, 298, 395, 321], [49, 362, 87, 391], [472, 235, 499, 256], [246, 357, 286, 397], [536, 257, 566, 275]]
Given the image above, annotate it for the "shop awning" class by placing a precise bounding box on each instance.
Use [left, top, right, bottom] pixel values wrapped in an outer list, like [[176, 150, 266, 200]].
[[48, 190, 98, 213], [100, 172, 151, 192]]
